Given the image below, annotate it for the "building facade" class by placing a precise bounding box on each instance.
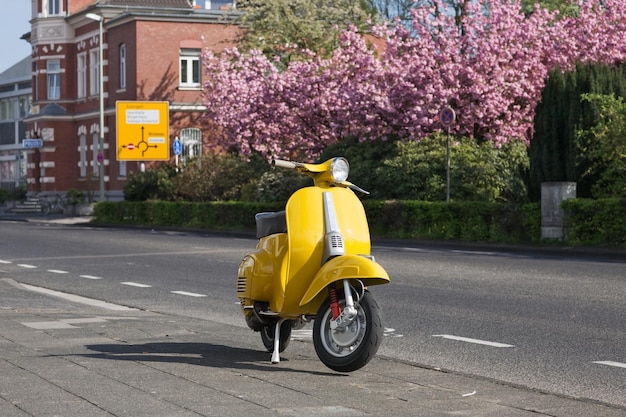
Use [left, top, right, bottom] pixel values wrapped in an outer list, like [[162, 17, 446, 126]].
[[24, 0, 241, 200], [0, 57, 32, 193]]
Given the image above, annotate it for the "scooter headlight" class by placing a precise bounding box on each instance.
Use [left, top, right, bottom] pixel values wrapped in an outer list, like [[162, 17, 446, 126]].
[[330, 157, 349, 183]]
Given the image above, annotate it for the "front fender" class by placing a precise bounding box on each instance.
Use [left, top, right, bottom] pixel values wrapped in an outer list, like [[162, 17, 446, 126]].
[[299, 255, 390, 307]]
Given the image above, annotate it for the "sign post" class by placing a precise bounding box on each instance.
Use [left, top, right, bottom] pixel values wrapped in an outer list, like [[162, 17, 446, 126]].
[[173, 137, 182, 171], [439, 106, 456, 203]]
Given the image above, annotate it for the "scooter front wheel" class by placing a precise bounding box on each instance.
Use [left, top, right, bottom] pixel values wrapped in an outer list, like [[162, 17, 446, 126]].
[[260, 320, 292, 353], [313, 290, 383, 372]]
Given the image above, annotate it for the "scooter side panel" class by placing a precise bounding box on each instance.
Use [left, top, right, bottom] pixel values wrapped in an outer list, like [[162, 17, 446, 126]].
[[238, 233, 287, 303]]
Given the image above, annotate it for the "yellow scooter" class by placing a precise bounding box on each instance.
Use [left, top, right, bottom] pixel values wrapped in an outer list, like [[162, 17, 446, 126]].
[[237, 157, 390, 372]]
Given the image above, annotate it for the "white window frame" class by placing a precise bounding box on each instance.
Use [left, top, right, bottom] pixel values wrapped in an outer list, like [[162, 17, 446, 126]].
[[47, 60, 61, 100], [89, 49, 99, 96], [180, 49, 201, 88], [77, 53, 87, 98], [119, 44, 127, 89], [48, 0, 61, 16]]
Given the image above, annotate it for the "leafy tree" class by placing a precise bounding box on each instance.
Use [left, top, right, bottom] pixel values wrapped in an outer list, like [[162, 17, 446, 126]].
[[577, 94, 626, 198], [237, 0, 373, 62], [520, 0, 578, 17], [529, 62, 626, 200]]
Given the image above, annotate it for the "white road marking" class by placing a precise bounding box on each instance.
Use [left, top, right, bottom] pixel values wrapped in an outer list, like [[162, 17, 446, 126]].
[[22, 321, 77, 330], [291, 329, 313, 340], [433, 334, 514, 348], [384, 327, 404, 338], [121, 282, 152, 288], [0, 260, 12, 264], [80, 275, 102, 280], [20, 283, 136, 311], [17, 264, 37, 269], [171, 291, 207, 298], [593, 361, 626, 369], [47, 269, 69, 274]]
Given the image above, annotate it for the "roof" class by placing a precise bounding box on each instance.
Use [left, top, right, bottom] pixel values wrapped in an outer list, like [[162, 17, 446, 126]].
[[95, 0, 193, 8], [0, 55, 32, 85], [38, 103, 68, 116]]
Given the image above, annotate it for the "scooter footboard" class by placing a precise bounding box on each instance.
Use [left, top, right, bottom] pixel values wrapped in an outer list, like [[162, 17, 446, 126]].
[[299, 255, 389, 307]]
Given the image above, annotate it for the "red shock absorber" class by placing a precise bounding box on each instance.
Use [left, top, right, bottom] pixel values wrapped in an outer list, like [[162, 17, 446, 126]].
[[328, 285, 341, 320]]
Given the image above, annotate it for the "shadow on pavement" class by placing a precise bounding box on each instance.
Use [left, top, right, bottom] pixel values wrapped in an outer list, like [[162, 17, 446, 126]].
[[82, 341, 343, 377]]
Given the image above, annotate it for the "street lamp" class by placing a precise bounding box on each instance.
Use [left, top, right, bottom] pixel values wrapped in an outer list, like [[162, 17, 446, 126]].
[[86, 13, 105, 201]]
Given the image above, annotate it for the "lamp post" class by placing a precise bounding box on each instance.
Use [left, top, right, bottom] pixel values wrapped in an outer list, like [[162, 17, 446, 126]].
[[86, 13, 105, 201]]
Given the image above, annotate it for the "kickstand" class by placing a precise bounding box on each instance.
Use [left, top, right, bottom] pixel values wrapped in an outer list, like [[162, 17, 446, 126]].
[[271, 318, 287, 364]]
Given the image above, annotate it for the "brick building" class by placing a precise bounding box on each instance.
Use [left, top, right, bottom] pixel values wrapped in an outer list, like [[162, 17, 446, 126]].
[[24, 0, 241, 200]]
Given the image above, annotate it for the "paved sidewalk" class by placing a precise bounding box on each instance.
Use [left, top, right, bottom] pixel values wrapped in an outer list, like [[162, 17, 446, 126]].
[[0, 278, 623, 417]]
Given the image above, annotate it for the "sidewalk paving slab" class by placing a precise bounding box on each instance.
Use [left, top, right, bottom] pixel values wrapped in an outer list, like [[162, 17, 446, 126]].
[[1, 278, 624, 417]]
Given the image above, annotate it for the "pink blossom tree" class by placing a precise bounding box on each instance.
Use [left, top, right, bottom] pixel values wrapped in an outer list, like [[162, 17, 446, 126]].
[[201, 0, 626, 160]]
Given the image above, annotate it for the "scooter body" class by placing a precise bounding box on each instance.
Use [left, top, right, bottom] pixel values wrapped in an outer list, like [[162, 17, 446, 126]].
[[237, 157, 390, 372]]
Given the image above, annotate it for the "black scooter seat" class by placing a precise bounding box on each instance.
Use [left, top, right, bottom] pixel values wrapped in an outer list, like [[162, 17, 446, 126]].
[[255, 211, 287, 238]]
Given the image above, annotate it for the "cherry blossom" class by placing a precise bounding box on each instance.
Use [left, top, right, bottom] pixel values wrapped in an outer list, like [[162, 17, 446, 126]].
[[201, 0, 626, 159]]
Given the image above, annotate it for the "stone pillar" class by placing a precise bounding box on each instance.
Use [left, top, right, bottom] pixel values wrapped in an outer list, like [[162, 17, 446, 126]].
[[541, 182, 576, 240]]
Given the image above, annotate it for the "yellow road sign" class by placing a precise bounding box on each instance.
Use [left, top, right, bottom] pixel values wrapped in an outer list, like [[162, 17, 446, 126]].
[[116, 101, 170, 161]]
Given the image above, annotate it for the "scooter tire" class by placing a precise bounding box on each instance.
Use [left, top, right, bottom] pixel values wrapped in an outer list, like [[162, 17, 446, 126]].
[[260, 320, 292, 353], [313, 290, 383, 373]]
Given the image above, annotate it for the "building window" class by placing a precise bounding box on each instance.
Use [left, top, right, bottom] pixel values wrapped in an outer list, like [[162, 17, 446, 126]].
[[180, 49, 201, 88], [0, 99, 9, 121], [47, 60, 61, 100], [77, 53, 87, 98], [119, 161, 127, 178], [92, 132, 99, 176], [48, 0, 61, 15], [18, 97, 29, 118], [79, 134, 87, 177], [119, 44, 126, 89], [89, 50, 99, 96]]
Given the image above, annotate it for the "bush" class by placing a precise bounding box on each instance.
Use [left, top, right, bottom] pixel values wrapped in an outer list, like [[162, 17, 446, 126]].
[[562, 198, 626, 246], [65, 188, 85, 205], [124, 164, 177, 201], [173, 152, 267, 202], [319, 135, 529, 203], [256, 168, 310, 204]]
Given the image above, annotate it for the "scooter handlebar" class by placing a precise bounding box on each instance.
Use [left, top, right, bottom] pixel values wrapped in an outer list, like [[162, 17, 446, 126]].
[[272, 159, 297, 169]]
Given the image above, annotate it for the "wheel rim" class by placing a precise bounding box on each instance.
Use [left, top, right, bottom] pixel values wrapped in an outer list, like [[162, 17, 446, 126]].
[[319, 302, 367, 358]]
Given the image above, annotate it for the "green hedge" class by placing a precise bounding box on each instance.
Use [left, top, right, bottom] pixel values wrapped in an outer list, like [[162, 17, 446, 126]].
[[92, 199, 626, 247], [562, 198, 626, 247], [93, 200, 541, 243], [363, 201, 540, 243]]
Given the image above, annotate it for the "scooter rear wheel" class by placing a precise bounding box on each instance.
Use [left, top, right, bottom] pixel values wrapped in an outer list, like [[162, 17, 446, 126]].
[[260, 320, 292, 353], [313, 290, 383, 372]]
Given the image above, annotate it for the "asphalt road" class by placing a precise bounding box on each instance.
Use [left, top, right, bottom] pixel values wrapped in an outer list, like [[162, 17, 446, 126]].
[[1, 219, 624, 409]]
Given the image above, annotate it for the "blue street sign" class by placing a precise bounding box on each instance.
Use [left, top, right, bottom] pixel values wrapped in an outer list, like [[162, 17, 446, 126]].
[[173, 138, 182, 156], [23, 139, 43, 148]]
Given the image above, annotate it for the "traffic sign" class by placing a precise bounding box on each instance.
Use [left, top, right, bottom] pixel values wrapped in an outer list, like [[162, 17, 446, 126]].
[[440, 106, 456, 127], [116, 101, 170, 161], [173, 138, 182, 156], [22, 139, 43, 148]]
